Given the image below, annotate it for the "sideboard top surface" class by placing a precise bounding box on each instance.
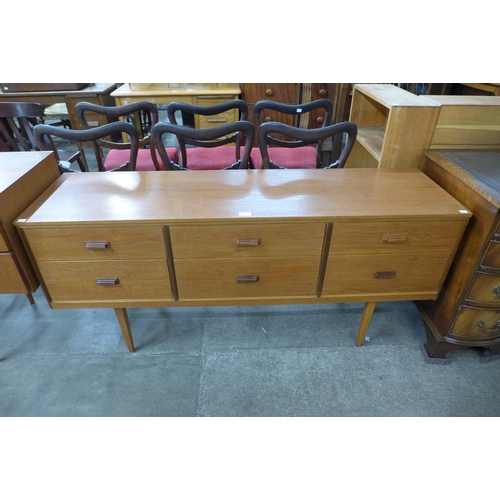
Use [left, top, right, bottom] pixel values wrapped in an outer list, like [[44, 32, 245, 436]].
[[0, 151, 54, 193], [16, 169, 470, 227]]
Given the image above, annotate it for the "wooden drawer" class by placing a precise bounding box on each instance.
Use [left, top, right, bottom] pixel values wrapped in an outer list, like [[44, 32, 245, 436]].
[[451, 305, 500, 339], [169, 223, 325, 259], [25, 226, 166, 261], [323, 252, 452, 296], [117, 95, 194, 106], [467, 272, 500, 304], [197, 109, 237, 129], [329, 220, 465, 255], [0, 252, 27, 293], [175, 256, 321, 299], [481, 240, 500, 270], [38, 260, 171, 301]]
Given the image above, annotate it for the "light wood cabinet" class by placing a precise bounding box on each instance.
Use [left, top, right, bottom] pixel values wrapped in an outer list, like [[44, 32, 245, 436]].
[[418, 150, 500, 363], [0, 152, 60, 302], [16, 168, 470, 353], [345, 84, 440, 169]]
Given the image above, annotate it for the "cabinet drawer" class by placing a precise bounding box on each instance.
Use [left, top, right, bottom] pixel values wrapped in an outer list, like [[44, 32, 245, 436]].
[[25, 226, 166, 261], [481, 240, 500, 269], [0, 252, 27, 293], [197, 109, 237, 129], [451, 305, 500, 339], [169, 223, 325, 259], [467, 272, 500, 304], [329, 220, 464, 255], [175, 256, 321, 299], [323, 252, 452, 296], [38, 260, 171, 301]]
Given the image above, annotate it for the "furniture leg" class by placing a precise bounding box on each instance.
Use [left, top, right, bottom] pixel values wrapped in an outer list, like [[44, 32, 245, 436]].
[[114, 308, 135, 353], [26, 292, 35, 305], [356, 302, 377, 346]]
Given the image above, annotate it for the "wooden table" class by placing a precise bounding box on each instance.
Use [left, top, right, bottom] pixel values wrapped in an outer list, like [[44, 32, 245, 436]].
[[16, 167, 470, 353], [111, 83, 242, 128], [0, 83, 119, 130], [0, 152, 61, 303]]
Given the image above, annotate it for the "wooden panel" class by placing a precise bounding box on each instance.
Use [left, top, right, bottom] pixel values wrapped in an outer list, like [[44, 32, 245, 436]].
[[240, 83, 299, 105], [38, 260, 172, 301], [24, 226, 166, 261], [323, 252, 452, 296], [175, 256, 320, 299], [0, 231, 8, 252], [170, 223, 325, 259], [330, 220, 466, 255], [197, 109, 237, 129], [0, 253, 27, 293]]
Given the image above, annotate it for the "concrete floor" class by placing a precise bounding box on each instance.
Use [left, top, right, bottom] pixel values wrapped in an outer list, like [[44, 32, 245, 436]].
[[1, 288, 500, 417]]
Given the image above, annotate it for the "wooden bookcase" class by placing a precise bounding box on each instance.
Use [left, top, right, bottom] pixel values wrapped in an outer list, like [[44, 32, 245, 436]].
[[345, 84, 440, 169]]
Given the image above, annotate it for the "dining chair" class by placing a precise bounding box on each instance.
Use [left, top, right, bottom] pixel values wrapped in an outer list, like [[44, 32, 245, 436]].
[[251, 99, 334, 169], [0, 102, 85, 170], [165, 100, 251, 170], [151, 120, 255, 170], [75, 101, 178, 171], [257, 121, 357, 169], [33, 121, 139, 173]]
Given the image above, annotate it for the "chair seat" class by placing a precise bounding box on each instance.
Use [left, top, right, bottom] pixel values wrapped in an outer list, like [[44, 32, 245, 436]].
[[104, 147, 178, 171], [185, 145, 242, 170], [250, 146, 317, 169]]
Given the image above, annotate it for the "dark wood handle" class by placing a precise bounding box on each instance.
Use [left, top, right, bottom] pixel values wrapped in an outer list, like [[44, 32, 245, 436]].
[[85, 241, 110, 249], [236, 238, 261, 246], [319, 88, 327, 96], [265, 88, 274, 96], [382, 235, 408, 243], [374, 271, 397, 279], [316, 116, 324, 124], [236, 275, 260, 283], [95, 278, 120, 285]]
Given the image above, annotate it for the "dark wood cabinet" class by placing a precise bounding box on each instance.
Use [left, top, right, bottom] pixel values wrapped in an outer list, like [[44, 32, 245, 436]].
[[418, 150, 500, 363]]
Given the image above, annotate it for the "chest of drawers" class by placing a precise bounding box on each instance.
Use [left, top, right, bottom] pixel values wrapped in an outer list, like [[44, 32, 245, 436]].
[[16, 168, 470, 353], [418, 150, 500, 362]]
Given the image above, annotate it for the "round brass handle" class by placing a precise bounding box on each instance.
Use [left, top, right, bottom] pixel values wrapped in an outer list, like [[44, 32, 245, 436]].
[[316, 116, 324, 124], [265, 88, 274, 96], [265, 116, 272, 122], [319, 88, 327, 96]]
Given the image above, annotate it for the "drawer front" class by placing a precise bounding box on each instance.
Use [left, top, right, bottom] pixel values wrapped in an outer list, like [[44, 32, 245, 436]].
[[451, 305, 500, 339], [118, 96, 194, 106], [467, 272, 500, 304], [170, 223, 325, 259], [25, 226, 166, 261], [175, 256, 321, 299], [0, 252, 27, 293], [197, 109, 237, 129], [38, 260, 171, 301], [481, 240, 500, 269], [329, 220, 464, 255], [323, 252, 452, 296]]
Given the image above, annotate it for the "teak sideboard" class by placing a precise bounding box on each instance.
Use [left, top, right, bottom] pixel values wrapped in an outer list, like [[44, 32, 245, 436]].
[[15, 153, 470, 353]]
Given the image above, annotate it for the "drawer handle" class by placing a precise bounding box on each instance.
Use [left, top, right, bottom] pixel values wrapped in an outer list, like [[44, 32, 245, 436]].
[[236, 238, 261, 246], [85, 241, 110, 249], [374, 271, 397, 279], [236, 275, 260, 283], [493, 286, 500, 298], [383, 235, 407, 243], [95, 278, 120, 285], [207, 118, 228, 123], [476, 320, 500, 334]]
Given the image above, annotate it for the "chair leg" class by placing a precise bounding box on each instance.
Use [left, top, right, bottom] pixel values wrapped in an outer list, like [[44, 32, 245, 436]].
[[26, 292, 35, 305]]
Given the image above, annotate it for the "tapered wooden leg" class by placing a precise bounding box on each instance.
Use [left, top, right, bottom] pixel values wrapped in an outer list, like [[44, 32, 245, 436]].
[[356, 302, 377, 346], [26, 292, 35, 305], [114, 308, 135, 353]]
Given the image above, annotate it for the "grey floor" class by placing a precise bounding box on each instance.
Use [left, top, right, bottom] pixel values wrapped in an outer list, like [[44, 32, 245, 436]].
[[2, 288, 500, 417]]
